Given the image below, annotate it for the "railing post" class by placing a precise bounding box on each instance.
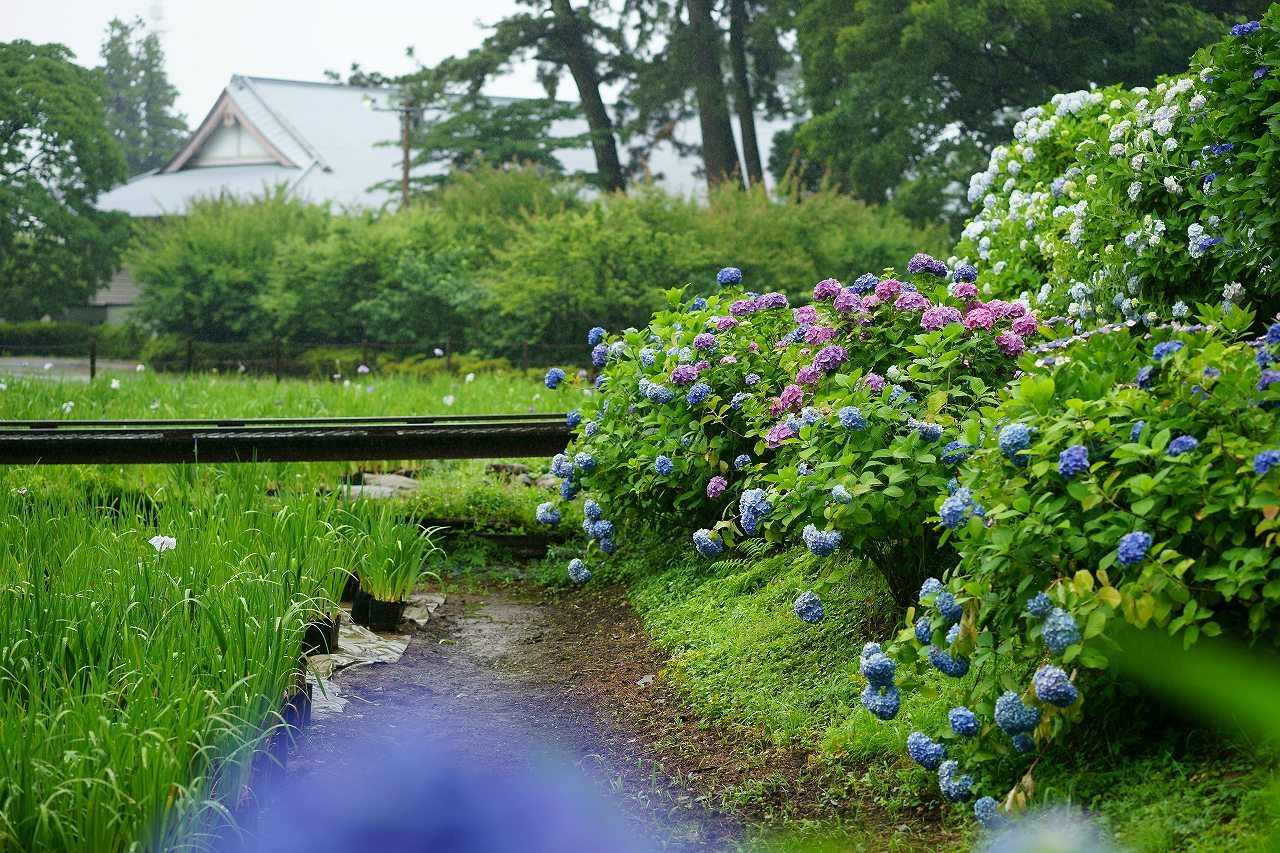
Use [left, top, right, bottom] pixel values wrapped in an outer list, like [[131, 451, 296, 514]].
[[274, 338, 283, 382], [89, 339, 97, 381], [185, 339, 195, 374], [521, 341, 529, 372]]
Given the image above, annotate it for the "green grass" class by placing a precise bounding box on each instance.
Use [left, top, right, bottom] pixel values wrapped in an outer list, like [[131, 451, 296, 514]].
[[561, 535, 1280, 850]]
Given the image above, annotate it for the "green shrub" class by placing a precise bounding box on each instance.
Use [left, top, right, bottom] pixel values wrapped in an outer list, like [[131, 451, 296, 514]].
[[0, 321, 92, 353]]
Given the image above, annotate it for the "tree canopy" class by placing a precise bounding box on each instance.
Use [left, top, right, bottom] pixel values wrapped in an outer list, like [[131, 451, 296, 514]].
[[97, 17, 188, 176], [0, 40, 129, 321]]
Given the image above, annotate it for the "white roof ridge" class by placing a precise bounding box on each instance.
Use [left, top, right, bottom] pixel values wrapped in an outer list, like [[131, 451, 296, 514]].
[[232, 75, 329, 171]]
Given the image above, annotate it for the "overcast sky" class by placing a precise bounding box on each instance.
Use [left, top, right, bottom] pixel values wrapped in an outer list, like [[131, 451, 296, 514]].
[[3, 0, 550, 126]]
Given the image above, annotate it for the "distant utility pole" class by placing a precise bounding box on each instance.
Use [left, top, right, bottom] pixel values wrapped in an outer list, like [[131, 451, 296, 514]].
[[363, 92, 416, 208]]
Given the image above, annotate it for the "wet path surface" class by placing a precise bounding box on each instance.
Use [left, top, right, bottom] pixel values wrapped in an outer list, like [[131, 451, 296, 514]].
[[250, 589, 742, 852]]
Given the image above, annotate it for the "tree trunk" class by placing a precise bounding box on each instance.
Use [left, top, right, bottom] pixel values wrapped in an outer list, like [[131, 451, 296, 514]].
[[684, 0, 742, 187], [727, 0, 763, 187], [550, 0, 627, 192]]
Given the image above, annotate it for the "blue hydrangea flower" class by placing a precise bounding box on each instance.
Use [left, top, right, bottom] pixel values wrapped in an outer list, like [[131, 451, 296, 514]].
[[717, 267, 743, 286], [686, 382, 712, 406], [1168, 435, 1199, 457], [1058, 445, 1090, 479], [740, 488, 773, 535], [567, 558, 590, 585], [653, 455, 674, 476], [919, 577, 944, 601], [692, 529, 724, 558], [952, 264, 979, 283], [831, 484, 852, 504], [588, 520, 614, 540], [910, 419, 944, 442], [906, 731, 946, 770], [1136, 365, 1155, 390], [914, 617, 932, 644], [639, 348, 656, 367], [594, 374, 607, 389], [584, 422, 599, 437], [690, 297, 708, 311], [974, 797, 1008, 831], [1025, 593, 1052, 617], [800, 406, 824, 428], [994, 691, 1041, 735], [559, 479, 579, 500], [940, 492, 971, 529], [928, 646, 970, 678], [1152, 340, 1185, 361], [936, 591, 963, 624], [1267, 323, 1280, 345], [544, 367, 566, 389], [849, 273, 880, 294], [731, 453, 751, 470], [802, 524, 842, 556], [1129, 421, 1146, 442], [1012, 733, 1037, 753], [938, 760, 974, 803], [583, 499, 603, 522], [1042, 608, 1080, 654], [1034, 665, 1079, 707], [861, 684, 901, 720], [574, 451, 595, 472], [645, 383, 675, 404], [946, 623, 960, 645], [941, 441, 974, 465], [566, 410, 583, 428], [743, 373, 761, 386], [599, 538, 616, 555], [1117, 530, 1153, 567], [1254, 449, 1280, 476], [587, 326, 607, 346], [535, 502, 561, 525], [590, 344, 608, 369], [729, 392, 749, 409], [1231, 20, 1260, 36], [550, 453, 573, 479], [860, 645, 896, 687], [998, 423, 1031, 465], [838, 406, 866, 430], [949, 707, 980, 737], [793, 590, 824, 624]]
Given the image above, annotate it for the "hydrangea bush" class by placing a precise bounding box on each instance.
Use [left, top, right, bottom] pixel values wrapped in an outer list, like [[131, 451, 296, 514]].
[[545, 258, 1043, 605], [956, 13, 1280, 324], [877, 306, 1280, 817]]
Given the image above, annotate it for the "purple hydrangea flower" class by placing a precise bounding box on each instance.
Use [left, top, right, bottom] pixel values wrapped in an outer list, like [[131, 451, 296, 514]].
[[812, 345, 848, 373], [952, 282, 979, 300], [743, 373, 761, 386], [757, 292, 789, 309], [706, 476, 727, 499], [1117, 531, 1153, 567], [693, 332, 717, 350], [907, 253, 949, 277], [670, 365, 698, 386], [997, 331, 1025, 357], [921, 305, 963, 331], [860, 373, 886, 393], [814, 278, 842, 300], [894, 292, 932, 311], [730, 299, 759, 316]]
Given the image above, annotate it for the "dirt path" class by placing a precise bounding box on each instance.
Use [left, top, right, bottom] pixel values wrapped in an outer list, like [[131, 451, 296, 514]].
[[250, 587, 747, 852]]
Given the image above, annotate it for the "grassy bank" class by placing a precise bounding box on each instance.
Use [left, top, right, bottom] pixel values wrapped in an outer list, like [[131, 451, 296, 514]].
[[537, 537, 1280, 850]]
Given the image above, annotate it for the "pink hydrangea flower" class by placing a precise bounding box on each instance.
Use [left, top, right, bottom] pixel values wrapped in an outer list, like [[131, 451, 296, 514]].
[[730, 299, 759, 316], [778, 384, 805, 410], [694, 361, 711, 373], [985, 299, 1012, 318], [813, 278, 842, 301], [996, 330, 1025, 357], [707, 476, 728, 499], [861, 295, 881, 309], [796, 365, 822, 385], [874, 279, 903, 301], [920, 305, 963, 331], [964, 308, 996, 330], [794, 305, 819, 325], [951, 282, 978, 300], [748, 341, 760, 352], [1012, 314, 1039, 337], [1003, 302, 1028, 319], [719, 355, 738, 365], [805, 325, 838, 345], [716, 316, 739, 331], [833, 289, 861, 313]]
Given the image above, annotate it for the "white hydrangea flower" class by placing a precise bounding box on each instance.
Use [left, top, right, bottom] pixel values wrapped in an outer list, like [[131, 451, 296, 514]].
[[1109, 143, 1126, 157], [1190, 93, 1207, 111], [1131, 154, 1146, 170], [1163, 138, 1178, 152], [1164, 176, 1182, 194], [1128, 182, 1142, 201]]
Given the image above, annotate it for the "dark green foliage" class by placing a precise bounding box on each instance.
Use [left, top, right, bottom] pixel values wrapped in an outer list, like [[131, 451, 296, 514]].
[[0, 40, 130, 321], [96, 17, 188, 176]]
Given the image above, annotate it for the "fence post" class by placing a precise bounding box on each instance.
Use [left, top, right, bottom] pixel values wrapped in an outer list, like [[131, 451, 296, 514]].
[[89, 339, 96, 381], [444, 337, 453, 372], [274, 338, 283, 382], [185, 339, 195, 374], [361, 339, 369, 367], [521, 341, 529, 372]]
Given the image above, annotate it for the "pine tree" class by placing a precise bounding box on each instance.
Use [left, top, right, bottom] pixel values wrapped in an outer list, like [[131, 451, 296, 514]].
[[97, 17, 188, 176]]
